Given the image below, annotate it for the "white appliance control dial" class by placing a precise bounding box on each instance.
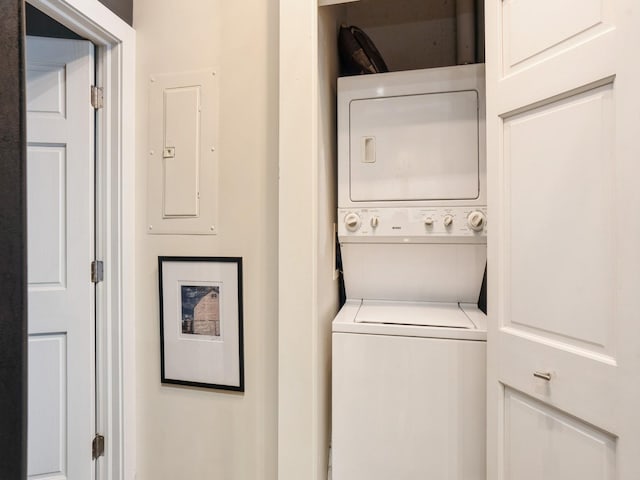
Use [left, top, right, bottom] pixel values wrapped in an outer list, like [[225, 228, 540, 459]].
[[443, 214, 454, 227], [467, 211, 486, 231], [344, 212, 361, 232], [370, 216, 379, 228], [424, 217, 434, 226]]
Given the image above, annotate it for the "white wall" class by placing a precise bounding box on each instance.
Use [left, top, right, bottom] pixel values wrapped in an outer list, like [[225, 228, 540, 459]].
[[133, 1, 278, 479], [277, 0, 319, 477], [278, 1, 341, 479]]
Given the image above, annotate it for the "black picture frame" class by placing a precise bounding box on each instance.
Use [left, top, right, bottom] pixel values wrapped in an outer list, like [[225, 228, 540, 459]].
[[158, 256, 244, 392]]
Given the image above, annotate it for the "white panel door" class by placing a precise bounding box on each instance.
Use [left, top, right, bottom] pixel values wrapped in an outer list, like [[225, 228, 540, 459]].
[[26, 36, 95, 480], [487, 0, 640, 478]]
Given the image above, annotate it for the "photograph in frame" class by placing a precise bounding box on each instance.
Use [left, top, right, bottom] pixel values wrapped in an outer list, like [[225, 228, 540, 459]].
[[158, 256, 244, 391], [181, 285, 221, 337]]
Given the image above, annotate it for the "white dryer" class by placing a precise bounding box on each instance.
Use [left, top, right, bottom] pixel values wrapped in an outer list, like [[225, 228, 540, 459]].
[[332, 64, 487, 480]]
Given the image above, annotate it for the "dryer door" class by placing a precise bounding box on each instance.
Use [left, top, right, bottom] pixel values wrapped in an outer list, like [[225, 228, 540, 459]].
[[349, 90, 479, 202]]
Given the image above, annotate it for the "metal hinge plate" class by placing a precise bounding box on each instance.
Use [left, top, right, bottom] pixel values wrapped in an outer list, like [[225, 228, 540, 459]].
[[91, 85, 104, 109], [92, 434, 105, 459], [91, 260, 104, 283]]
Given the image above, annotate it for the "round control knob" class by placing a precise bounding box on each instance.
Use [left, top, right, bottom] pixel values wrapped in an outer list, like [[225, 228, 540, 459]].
[[370, 216, 379, 228], [344, 212, 361, 232], [424, 217, 434, 227], [467, 211, 486, 232], [443, 214, 454, 228]]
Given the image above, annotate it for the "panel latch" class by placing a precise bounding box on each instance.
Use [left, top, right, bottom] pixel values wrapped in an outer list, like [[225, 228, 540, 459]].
[[163, 146, 176, 158]]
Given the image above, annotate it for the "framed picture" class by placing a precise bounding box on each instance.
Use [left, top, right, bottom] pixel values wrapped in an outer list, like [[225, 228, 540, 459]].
[[158, 256, 244, 391]]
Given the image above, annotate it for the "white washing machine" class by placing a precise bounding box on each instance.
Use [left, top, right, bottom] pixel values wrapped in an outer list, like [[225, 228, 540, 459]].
[[332, 64, 487, 480], [332, 301, 486, 480]]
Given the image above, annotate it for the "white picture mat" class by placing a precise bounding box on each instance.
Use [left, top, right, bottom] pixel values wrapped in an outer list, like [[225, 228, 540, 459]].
[[161, 260, 241, 387]]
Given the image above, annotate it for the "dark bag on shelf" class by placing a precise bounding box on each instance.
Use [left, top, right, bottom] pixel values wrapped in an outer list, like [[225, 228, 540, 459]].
[[338, 24, 389, 76]]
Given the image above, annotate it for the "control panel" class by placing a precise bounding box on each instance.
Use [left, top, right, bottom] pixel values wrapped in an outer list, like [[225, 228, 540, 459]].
[[338, 207, 487, 241]]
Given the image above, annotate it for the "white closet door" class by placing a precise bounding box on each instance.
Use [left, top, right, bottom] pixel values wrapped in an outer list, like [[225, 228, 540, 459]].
[[486, 1, 640, 479], [26, 36, 96, 480]]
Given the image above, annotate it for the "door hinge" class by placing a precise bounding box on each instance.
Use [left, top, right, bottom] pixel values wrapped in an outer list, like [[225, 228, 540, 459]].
[[92, 434, 105, 459], [91, 260, 104, 283], [91, 85, 104, 109]]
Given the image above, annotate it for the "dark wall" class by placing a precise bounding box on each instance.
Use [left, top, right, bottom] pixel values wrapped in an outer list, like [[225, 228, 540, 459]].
[[0, 0, 28, 478], [99, 0, 133, 26], [25, 1, 132, 30], [26, 3, 84, 39]]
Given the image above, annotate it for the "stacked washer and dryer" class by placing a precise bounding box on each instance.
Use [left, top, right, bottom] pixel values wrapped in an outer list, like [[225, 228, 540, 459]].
[[331, 64, 487, 479]]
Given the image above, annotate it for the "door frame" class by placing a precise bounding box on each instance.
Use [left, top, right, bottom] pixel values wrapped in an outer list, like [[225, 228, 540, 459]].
[[25, 1, 136, 478]]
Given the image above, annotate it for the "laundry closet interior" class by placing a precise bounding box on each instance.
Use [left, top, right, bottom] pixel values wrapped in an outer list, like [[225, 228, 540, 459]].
[[316, 1, 488, 478]]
